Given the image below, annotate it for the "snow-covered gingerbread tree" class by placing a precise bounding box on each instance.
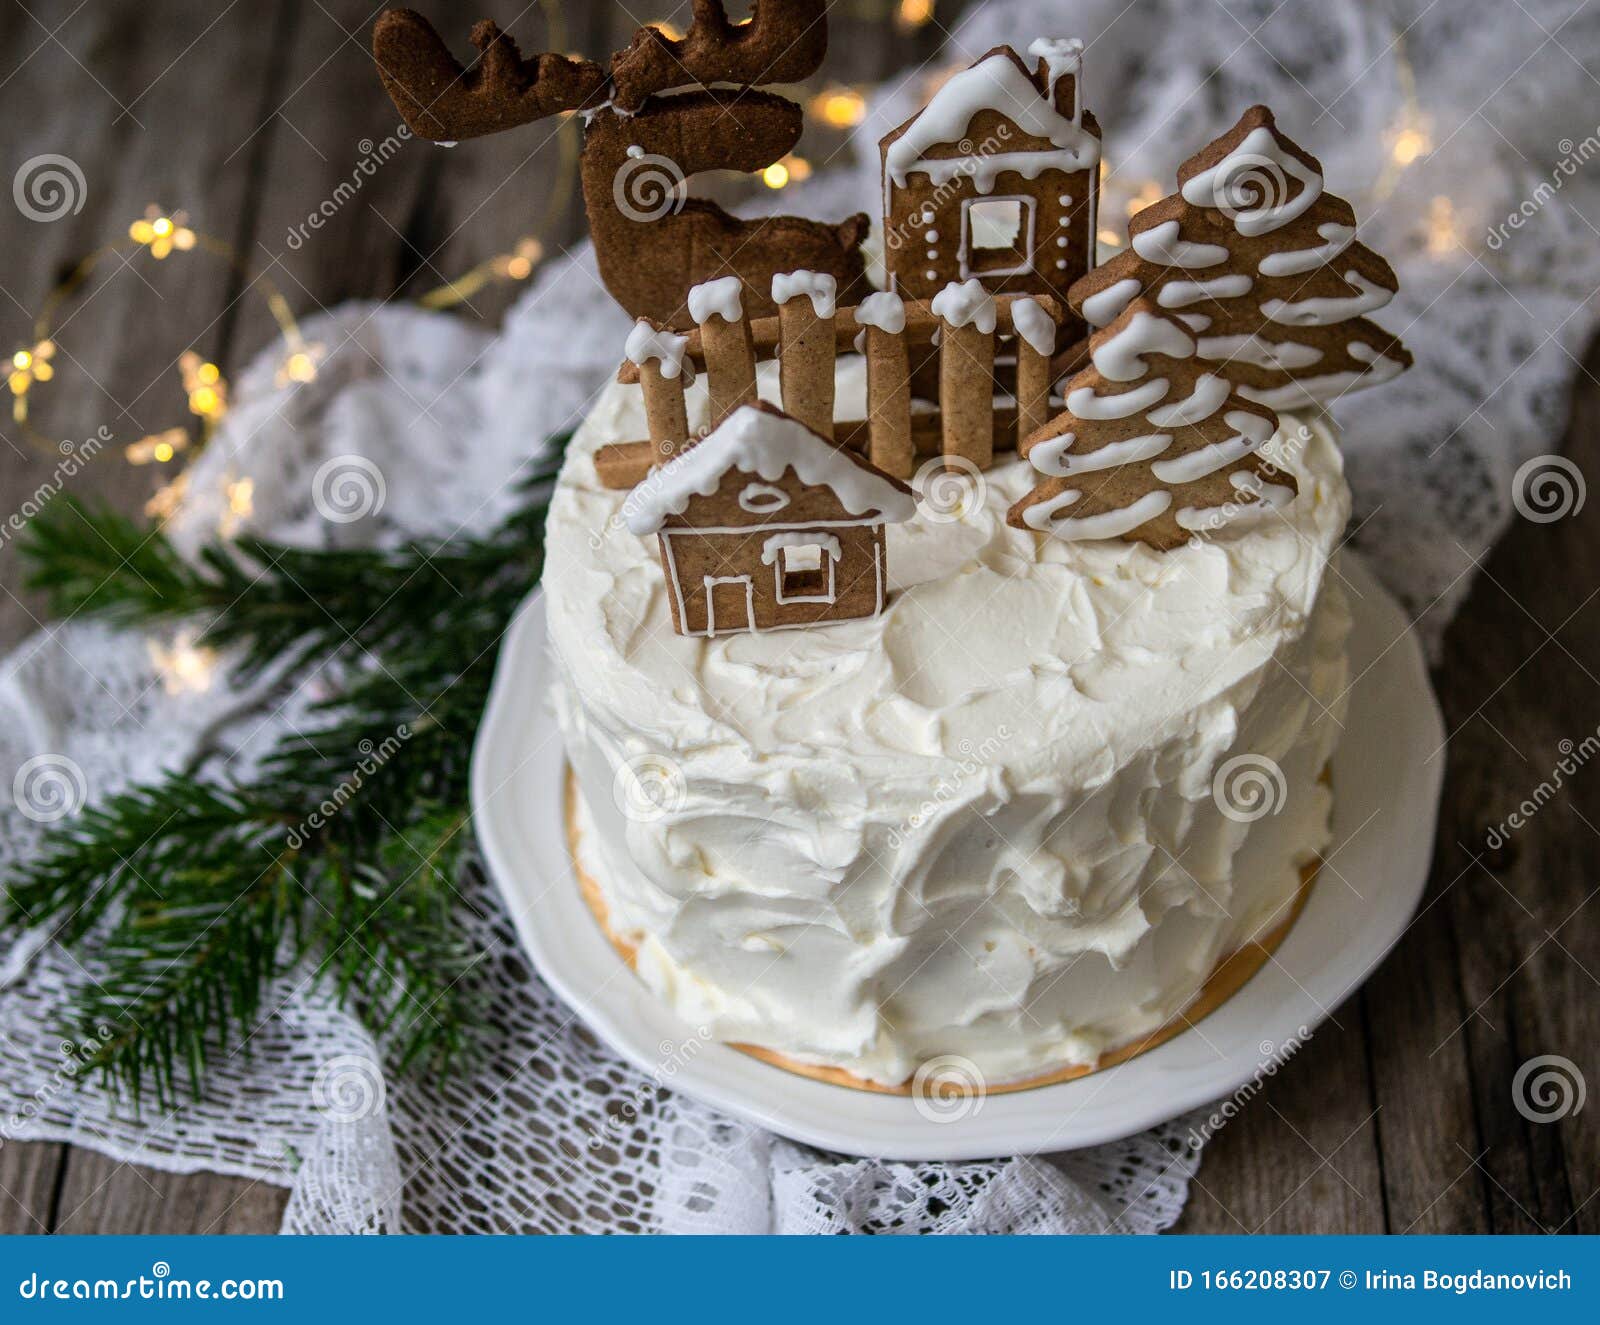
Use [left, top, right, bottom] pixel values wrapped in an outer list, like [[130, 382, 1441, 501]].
[[1070, 105, 1411, 408], [1006, 300, 1293, 548]]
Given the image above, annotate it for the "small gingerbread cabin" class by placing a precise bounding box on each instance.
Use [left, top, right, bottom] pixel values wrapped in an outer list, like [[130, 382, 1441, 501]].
[[623, 404, 916, 637], [881, 40, 1101, 309]]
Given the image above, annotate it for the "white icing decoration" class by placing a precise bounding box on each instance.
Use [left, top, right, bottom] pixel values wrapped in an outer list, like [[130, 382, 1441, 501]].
[[1066, 377, 1170, 419], [925, 229, 939, 242], [625, 319, 692, 380], [1009, 297, 1056, 356], [760, 531, 841, 564], [1180, 125, 1324, 237], [770, 270, 837, 318], [931, 278, 998, 333], [854, 290, 907, 335], [1151, 428, 1264, 484], [1024, 488, 1173, 538], [1261, 270, 1392, 325], [1237, 341, 1406, 408], [1156, 273, 1253, 309], [1130, 220, 1228, 268], [686, 275, 743, 326], [1258, 221, 1356, 277], [1058, 194, 1072, 205], [1027, 37, 1085, 124], [885, 51, 1100, 193], [1030, 429, 1171, 477], [625, 405, 914, 535], [1080, 277, 1141, 327], [1197, 333, 1323, 370], [1179, 313, 1212, 332], [1090, 310, 1194, 381], [738, 482, 789, 513], [1146, 373, 1231, 426], [1176, 472, 1296, 530]]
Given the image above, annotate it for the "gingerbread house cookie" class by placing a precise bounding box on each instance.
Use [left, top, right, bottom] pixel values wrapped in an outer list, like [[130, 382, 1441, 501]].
[[880, 40, 1101, 312], [624, 402, 916, 636]]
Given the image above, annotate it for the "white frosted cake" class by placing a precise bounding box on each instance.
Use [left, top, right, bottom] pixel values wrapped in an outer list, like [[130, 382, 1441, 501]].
[[546, 358, 1351, 1087]]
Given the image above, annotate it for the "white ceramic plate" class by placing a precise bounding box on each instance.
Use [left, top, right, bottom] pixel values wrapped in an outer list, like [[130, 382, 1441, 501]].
[[472, 553, 1444, 1161]]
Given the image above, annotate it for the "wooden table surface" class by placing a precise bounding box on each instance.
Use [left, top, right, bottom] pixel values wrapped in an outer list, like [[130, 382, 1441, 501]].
[[0, 1, 1595, 1236]]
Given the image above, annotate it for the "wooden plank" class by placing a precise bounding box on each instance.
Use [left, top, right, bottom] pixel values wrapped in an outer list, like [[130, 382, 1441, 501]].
[[244, 1, 596, 326], [0, 1143, 62, 1234], [1175, 1005, 1384, 1232], [1397, 332, 1600, 1235], [52, 1150, 286, 1234], [0, 0, 291, 639]]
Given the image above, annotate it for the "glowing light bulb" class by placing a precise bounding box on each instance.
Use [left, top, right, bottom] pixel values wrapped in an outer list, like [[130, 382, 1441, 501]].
[[762, 162, 791, 189]]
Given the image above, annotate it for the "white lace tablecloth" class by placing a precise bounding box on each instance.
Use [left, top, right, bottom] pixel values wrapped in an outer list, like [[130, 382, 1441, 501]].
[[3, 0, 1597, 1234]]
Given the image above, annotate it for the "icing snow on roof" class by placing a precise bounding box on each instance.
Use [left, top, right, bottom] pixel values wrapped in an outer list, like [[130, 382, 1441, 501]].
[[885, 50, 1100, 190], [624, 405, 917, 536]]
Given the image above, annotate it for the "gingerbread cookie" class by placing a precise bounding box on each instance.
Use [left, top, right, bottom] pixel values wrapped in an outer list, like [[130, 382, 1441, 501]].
[[1070, 105, 1411, 408], [373, 6, 868, 329], [625, 402, 916, 637], [880, 41, 1100, 320], [1008, 300, 1294, 549]]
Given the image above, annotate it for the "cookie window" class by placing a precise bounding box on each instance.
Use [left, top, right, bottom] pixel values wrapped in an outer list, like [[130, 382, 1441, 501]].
[[963, 197, 1035, 276]]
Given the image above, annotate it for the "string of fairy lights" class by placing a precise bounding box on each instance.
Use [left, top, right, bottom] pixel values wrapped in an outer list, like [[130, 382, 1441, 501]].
[[11, 0, 1448, 540]]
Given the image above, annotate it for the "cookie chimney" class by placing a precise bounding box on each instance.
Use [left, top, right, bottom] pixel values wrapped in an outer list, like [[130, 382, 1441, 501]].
[[1029, 37, 1084, 126]]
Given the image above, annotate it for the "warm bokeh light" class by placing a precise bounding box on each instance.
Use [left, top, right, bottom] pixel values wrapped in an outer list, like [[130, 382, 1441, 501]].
[[897, 0, 934, 28], [811, 87, 867, 128]]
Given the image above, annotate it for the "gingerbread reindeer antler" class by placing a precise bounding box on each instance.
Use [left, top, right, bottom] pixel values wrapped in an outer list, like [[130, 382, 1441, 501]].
[[373, 11, 608, 141], [610, 0, 829, 112]]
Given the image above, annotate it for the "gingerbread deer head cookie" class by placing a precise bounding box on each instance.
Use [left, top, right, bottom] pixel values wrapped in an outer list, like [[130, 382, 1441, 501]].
[[373, 4, 869, 328]]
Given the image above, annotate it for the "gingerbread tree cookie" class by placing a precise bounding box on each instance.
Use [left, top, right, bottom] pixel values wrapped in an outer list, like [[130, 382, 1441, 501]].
[[1070, 106, 1411, 408], [1007, 301, 1294, 549]]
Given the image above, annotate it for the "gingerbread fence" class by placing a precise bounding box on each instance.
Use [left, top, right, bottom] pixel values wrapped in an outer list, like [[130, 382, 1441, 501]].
[[600, 274, 1075, 491]]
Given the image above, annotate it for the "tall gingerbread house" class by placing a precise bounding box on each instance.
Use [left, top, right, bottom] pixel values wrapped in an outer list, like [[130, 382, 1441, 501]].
[[881, 39, 1101, 308]]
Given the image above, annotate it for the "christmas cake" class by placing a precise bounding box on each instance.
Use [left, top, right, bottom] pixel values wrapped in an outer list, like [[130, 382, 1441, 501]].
[[544, 355, 1353, 1087]]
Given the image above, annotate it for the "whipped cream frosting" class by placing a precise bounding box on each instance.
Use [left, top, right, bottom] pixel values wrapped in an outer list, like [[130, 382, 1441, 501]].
[[545, 358, 1352, 1085]]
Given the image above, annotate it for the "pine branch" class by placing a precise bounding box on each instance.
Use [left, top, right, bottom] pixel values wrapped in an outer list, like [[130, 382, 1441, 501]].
[[21, 444, 566, 681], [5, 437, 570, 1103]]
